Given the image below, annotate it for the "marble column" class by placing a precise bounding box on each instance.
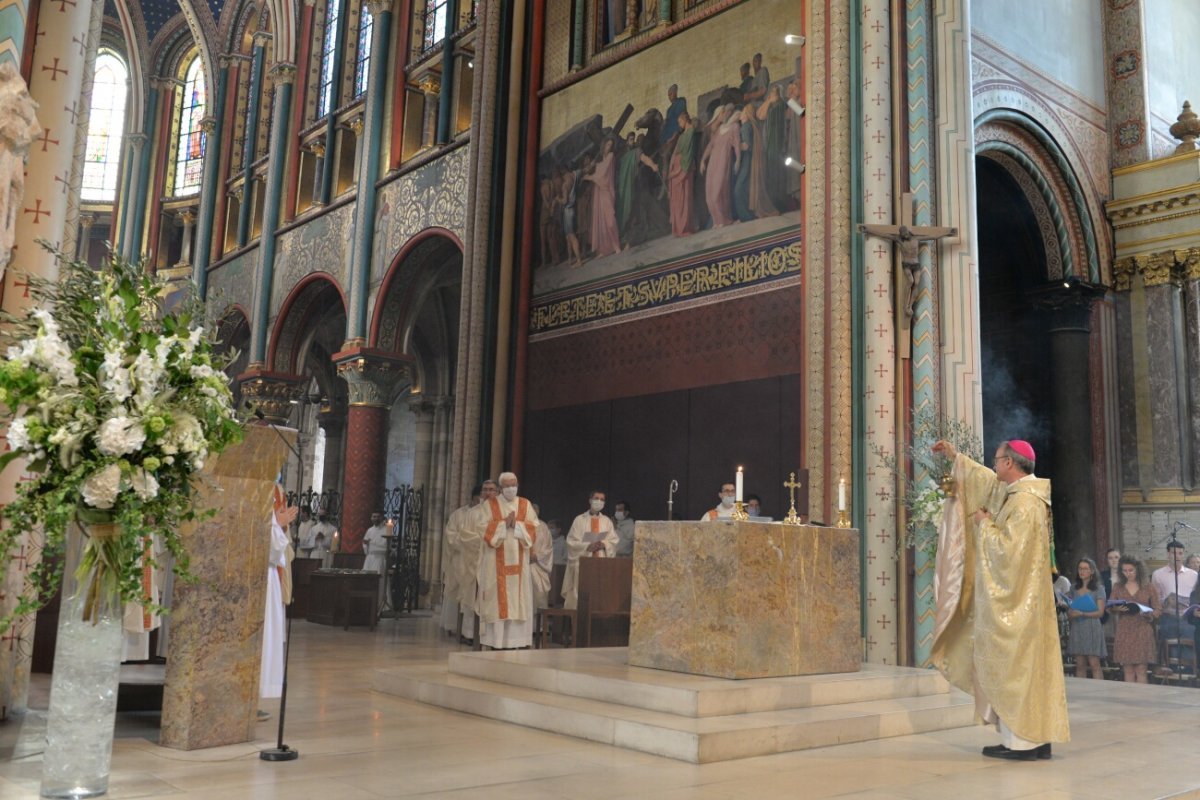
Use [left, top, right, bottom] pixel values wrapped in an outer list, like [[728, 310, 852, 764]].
[[191, 57, 229, 297], [420, 76, 440, 151], [120, 127, 150, 259], [335, 349, 411, 553], [237, 41, 266, 249], [1182, 255, 1200, 490], [0, 0, 98, 721], [76, 212, 95, 261], [1139, 254, 1191, 490]]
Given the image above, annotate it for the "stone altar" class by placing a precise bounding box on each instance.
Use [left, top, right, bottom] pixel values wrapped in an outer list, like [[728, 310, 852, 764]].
[[629, 520, 860, 679], [159, 424, 294, 750]]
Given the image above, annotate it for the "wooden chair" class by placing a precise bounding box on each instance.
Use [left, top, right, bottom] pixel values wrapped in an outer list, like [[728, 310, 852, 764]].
[[1155, 637, 1198, 687], [537, 606, 576, 648], [577, 557, 633, 648]]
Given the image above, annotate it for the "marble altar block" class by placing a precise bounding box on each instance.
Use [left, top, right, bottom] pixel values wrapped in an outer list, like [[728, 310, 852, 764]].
[[160, 424, 294, 750], [629, 521, 860, 679]]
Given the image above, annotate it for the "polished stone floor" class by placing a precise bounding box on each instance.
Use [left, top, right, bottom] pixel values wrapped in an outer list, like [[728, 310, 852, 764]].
[[4, 614, 1200, 799]]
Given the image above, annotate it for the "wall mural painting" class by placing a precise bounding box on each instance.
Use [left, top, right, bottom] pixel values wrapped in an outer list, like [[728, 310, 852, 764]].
[[535, 4, 803, 300]]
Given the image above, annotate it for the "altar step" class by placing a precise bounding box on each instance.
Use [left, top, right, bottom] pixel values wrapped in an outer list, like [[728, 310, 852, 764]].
[[372, 648, 976, 763]]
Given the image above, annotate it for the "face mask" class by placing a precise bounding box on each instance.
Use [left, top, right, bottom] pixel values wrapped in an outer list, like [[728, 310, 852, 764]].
[[502, 486, 518, 501], [590, 499, 604, 513], [747, 506, 759, 517], [720, 494, 735, 508], [614, 511, 626, 521]]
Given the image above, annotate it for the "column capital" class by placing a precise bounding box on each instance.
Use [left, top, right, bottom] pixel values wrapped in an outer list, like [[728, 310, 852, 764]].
[[407, 393, 432, 415], [1174, 247, 1200, 281], [418, 75, 441, 95], [364, 0, 395, 16], [199, 115, 218, 135], [1138, 251, 1176, 287], [268, 62, 298, 85], [177, 207, 198, 225], [218, 53, 235, 69], [237, 370, 307, 424], [252, 30, 275, 46], [333, 347, 413, 407], [1112, 256, 1136, 292]]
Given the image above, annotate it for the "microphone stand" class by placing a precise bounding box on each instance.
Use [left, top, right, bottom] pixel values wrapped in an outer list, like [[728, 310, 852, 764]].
[[252, 406, 304, 763]]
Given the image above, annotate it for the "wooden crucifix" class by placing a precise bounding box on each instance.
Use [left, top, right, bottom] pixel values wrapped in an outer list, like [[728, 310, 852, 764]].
[[859, 192, 956, 357]]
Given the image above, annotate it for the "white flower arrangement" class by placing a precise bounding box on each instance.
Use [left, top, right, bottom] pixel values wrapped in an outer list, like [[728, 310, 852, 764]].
[[0, 246, 244, 626]]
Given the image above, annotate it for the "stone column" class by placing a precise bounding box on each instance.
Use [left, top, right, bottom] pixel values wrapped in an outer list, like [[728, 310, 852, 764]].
[[426, 395, 453, 605], [335, 349, 411, 553], [1037, 287, 1104, 567], [76, 212, 95, 260], [237, 41, 267, 249], [318, 404, 346, 494], [435, 0, 459, 144], [61, 0, 103, 260], [1139, 254, 1192, 490], [1181, 250, 1200, 488], [118, 129, 149, 259], [419, 75, 440, 151], [191, 51, 230, 298], [176, 208, 197, 267], [409, 395, 435, 592], [248, 62, 296, 366]]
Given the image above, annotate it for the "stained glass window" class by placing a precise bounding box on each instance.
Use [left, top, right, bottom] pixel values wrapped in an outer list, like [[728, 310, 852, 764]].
[[81, 51, 128, 202], [318, 0, 342, 117], [173, 56, 206, 196], [422, 0, 449, 53], [355, 5, 373, 98]]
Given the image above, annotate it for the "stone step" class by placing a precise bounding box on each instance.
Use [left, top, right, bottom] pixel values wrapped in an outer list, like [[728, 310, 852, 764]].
[[446, 647, 955, 717], [373, 663, 976, 763]]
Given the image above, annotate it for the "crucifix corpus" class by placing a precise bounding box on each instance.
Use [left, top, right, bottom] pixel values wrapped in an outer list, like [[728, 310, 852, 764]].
[[859, 192, 956, 357]]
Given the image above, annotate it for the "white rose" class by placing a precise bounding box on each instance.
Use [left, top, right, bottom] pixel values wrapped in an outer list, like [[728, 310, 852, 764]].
[[81, 463, 122, 509], [96, 415, 147, 457], [6, 417, 30, 451], [130, 469, 159, 500]]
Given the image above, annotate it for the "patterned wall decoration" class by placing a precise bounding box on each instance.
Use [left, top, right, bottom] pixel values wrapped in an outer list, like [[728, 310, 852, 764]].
[[528, 281, 802, 411], [859, 0, 897, 666], [205, 247, 260, 326], [272, 200, 353, 318], [1101, 0, 1150, 168], [372, 142, 469, 291]]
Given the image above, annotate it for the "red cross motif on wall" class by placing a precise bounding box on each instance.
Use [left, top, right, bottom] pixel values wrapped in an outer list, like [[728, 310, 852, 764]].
[[876, 571, 892, 587], [877, 614, 892, 630], [54, 172, 69, 194], [52, 0, 76, 11], [876, 528, 891, 545], [35, 128, 59, 151], [41, 57, 69, 81], [63, 101, 78, 124], [11, 276, 31, 298], [865, 634, 877, 649], [23, 199, 50, 223], [1, 627, 20, 651], [12, 545, 28, 571], [72, 34, 85, 57]]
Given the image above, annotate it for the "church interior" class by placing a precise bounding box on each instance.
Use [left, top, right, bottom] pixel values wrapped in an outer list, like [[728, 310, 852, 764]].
[[4, 0, 1200, 797]]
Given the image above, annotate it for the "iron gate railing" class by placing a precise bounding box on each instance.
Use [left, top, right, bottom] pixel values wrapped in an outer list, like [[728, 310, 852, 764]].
[[382, 484, 424, 613]]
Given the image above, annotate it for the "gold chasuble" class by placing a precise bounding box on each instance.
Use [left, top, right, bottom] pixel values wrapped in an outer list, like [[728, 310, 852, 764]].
[[477, 496, 537, 623], [932, 453, 1069, 745]]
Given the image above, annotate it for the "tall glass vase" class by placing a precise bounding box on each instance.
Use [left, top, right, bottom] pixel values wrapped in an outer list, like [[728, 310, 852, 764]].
[[40, 522, 124, 799]]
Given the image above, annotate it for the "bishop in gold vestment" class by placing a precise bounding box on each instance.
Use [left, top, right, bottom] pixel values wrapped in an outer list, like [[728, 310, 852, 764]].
[[931, 439, 1069, 757]]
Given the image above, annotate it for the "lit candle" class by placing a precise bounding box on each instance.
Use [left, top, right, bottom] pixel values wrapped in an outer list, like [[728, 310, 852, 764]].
[[736, 466, 744, 502], [838, 478, 847, 512]]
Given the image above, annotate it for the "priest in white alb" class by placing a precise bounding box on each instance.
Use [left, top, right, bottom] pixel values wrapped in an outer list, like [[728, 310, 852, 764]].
[[562, 490, 618, 610], [469, 472, 539, 649], [262, 490, 298, 702], [439, 484, 481, 634], [455, 479, 497, 640]]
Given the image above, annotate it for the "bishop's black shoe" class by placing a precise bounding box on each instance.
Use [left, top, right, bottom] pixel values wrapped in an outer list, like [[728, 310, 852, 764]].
[[981, 743, 1051, 760]]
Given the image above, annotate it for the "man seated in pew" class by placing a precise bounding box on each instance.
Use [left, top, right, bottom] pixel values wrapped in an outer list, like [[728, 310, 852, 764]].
[[563, 490, 618, 610]]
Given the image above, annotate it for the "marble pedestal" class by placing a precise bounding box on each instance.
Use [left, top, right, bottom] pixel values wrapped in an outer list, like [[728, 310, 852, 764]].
[[629, 521, 860, 679], [159, 424, 294, 750]]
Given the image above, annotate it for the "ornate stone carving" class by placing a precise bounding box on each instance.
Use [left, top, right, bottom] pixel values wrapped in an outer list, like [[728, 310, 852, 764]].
[[199, 116, 217, 135], [1112, 256, 1137, 291], [268, 62, 298, 86], [1137, 252, 1175, 287], [238, 371, 306, 424], [364, 0, 393, 16], [0, 63, 40, 284], [1170, 101, 1200, 153], [1174, 247, 1200, 281], [418, 75, 441, 95], [335, 349, 412, 407]]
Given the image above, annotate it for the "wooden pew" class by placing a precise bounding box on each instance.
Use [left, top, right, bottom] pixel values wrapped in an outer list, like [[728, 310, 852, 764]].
[[577, 557, 633, 647]]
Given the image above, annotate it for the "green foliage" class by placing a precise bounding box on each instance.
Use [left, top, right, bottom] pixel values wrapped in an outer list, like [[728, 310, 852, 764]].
[[0, 244, 243, 629], [871, 406, 982, 556]]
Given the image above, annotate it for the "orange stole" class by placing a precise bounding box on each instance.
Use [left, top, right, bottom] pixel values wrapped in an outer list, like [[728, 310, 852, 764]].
[[483, 497, 535, 620], [589, 515, 602, 555]]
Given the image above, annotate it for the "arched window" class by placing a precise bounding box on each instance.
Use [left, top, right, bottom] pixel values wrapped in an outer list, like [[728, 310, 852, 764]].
[[422, 0, 448, 52], [317, 0, 342, 117], [173, 56, 207, 196], [355, 5, 373, 98], [81, 50, 128, 202]]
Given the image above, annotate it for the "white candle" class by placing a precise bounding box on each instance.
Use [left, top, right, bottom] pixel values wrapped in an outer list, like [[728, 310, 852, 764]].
[[736, 467, 744, 501], [838, 478, 847, 512]]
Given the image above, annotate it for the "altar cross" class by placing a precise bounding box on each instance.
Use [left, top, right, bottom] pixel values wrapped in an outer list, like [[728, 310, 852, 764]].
[[783, 471, 804, 525], [859, 192, 956, 357]]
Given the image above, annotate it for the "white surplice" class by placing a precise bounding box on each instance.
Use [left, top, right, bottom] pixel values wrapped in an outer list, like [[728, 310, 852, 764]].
[[439, 502, 475, 633], [562, 511, 617, 610], [470, 495, 540, 649], [260, 513, 289, 699]]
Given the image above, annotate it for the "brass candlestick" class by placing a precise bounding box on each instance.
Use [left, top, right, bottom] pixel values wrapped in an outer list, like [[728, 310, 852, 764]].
[[783, 471, 804, 525], [836, 508, 851, 528], [731, 500, 749, 521]]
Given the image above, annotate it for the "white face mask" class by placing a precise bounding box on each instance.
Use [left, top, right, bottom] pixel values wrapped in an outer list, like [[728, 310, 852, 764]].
[[614, 511, 626, 521], [502, 486, 518, 501], [747, 506, 760, 517], [720, 494, 735, 508], [590, 499, 605, 513]]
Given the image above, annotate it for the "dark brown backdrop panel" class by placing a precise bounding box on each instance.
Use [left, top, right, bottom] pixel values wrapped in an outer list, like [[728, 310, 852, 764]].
[[608, 389, 690, 525]]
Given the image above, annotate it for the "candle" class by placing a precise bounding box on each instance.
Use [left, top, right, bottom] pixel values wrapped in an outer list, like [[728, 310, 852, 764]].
[[736, 466, 744, 502], [838, 478, 847, 512]]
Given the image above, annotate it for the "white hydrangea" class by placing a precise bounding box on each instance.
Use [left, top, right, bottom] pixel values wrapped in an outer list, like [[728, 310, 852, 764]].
[[129, 468, 159, 500], [6, 417, 30, 451], [81, 463, 122, 509], [162, 413, 204, 456], [96, 415, 147, 457]]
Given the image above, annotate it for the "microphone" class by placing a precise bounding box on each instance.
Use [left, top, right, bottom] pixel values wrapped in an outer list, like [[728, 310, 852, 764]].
[[1177, 521, 1199, 532]]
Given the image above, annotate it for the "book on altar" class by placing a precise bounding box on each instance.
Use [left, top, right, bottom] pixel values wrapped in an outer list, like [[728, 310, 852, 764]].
[[1105, 598, 1153, 615], [1068, 593, 1098, 613]]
